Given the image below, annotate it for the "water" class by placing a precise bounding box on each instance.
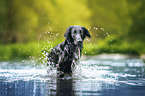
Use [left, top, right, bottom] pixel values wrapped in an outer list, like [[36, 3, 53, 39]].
[[0, 57, 145, 96]]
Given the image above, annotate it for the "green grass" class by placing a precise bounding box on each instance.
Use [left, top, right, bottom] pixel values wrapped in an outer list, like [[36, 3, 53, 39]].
[[83, 35, 145, 56], [0, 40, 63, 61], [0, 36, 145, 61], [0, 43, 39, 61]]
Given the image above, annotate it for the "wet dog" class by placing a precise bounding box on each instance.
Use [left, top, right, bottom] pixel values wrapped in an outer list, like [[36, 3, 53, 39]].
[[44, 26, 91, 77]]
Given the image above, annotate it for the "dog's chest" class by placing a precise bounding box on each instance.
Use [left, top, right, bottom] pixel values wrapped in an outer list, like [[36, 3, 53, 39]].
[[64, 45, 81, 59], [56, 45, 80, 62]]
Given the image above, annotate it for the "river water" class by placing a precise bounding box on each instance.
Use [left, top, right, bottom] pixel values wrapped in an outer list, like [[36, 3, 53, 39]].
[[0, 56, 145, 96]]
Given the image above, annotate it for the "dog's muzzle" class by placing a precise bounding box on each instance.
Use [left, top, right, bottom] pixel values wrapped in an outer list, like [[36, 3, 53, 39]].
[[75, 35, 82, 45]]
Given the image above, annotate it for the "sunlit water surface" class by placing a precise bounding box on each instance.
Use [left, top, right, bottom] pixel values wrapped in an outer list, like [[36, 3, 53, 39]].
[[0, 57, 145, 96]]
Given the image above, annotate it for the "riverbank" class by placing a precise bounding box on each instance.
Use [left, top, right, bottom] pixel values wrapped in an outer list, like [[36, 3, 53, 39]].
[[81, 54, 145, 63], [141, 54, 145, 62], [0, 38, 145, 61], [81, 54, 136, 60]]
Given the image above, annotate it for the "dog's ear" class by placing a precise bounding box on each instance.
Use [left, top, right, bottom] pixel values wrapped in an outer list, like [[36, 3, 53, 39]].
[[64, 26, 73, 39], [82, 27, 91, 39]]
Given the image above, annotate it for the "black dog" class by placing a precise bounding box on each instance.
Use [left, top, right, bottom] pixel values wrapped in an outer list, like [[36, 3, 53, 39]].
[[44, 26, 91, 77]]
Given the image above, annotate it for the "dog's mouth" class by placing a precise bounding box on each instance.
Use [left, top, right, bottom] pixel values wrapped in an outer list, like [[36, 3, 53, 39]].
[[78, 41, 82, 45], [75, 41, 82, 46]]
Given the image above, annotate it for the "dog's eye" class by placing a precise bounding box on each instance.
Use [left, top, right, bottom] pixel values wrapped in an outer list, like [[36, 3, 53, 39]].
[[74, 31, 76, 34]]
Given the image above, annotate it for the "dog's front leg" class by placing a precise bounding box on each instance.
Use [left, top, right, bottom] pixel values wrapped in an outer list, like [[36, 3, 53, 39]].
[[57, 54, 65, 77], [71, 59, 77, 73]]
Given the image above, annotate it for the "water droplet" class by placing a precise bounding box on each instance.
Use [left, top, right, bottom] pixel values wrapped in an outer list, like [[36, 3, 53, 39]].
[[101, 28, 105, 31], [49, 27, 52, 31], [86, 38, 89, 41], [56, 33, 60, 36], [93, 27, 98, 30], [88, 27, 91, 30]]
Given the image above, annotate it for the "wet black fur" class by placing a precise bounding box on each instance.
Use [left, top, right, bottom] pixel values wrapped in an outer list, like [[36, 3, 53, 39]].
[[45, 26, 91, 77]]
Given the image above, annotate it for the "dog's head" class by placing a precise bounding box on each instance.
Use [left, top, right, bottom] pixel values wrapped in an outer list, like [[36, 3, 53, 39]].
[[64, 26, 91, 45]]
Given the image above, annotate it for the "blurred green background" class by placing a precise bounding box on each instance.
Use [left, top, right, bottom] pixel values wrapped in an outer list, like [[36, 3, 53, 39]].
[[0, 0, 145, 61]]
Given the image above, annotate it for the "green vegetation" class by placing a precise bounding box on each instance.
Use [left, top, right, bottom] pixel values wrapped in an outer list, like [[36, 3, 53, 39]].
[[84, 35, 145, 56], [0, 43, 38, 61], [0, 0, 145, 61], [1, 35, 145, 61]]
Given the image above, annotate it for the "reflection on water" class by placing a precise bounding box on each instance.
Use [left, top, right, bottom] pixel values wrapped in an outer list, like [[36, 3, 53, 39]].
[[0, 58, 145, 96]]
